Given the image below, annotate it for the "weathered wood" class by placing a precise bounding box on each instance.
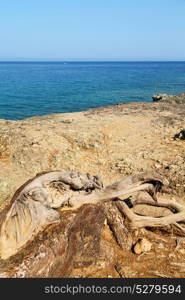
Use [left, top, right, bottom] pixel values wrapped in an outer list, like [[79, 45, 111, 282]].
[[104, 200, 132, 250], [0, 171, 103, 260], [0, 170, 166, 260], [68, 171, 168, 207], [0, 204, 106, 277], [117, 193, 185, 230], [2, 169, 184, 279]]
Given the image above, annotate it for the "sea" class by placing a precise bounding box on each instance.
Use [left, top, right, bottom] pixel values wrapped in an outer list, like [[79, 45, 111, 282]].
[[0, 61, 185, 120]]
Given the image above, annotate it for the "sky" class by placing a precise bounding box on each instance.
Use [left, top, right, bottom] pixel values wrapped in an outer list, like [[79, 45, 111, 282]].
[[0, 0, 185, 61]]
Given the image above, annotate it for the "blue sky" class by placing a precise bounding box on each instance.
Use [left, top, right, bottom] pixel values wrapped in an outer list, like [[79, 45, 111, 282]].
[[0, 0, 185, 61]]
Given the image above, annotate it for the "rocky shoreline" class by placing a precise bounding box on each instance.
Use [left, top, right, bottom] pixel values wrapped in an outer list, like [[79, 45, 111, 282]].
[[0, 92, 185, 278], [0, 92, 185, 209]]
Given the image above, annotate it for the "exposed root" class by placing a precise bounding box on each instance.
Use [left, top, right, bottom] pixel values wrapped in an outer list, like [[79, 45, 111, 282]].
[[0, 169, 184, 263], [173, 222, 185, 234], [116, 194, 185, 232]]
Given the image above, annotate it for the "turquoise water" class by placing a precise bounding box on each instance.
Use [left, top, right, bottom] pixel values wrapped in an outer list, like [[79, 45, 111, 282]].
[[0, 61, 185, 120]]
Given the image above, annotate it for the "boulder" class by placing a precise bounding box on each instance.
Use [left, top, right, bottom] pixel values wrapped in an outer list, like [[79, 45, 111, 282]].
[[152, 94, 168, 101], [152, 93, 185, 103], [174, 130, 185, 140]]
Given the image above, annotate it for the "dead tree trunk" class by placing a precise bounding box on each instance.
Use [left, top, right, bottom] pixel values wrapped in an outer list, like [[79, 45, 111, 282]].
[[0, 170, 184, 277]]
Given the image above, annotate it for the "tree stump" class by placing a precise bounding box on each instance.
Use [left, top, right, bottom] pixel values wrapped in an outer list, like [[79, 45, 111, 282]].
[[0, 170, 184, 277]]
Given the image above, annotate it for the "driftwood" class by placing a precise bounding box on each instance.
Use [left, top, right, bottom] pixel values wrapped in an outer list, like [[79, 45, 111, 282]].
[[0, 170, 185, 277], [0, 171, 103, 260]]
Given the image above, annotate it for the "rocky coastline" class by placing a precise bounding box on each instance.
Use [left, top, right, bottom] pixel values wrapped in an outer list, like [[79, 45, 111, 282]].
[[0, 92, 185, 208], [0, 92, 185, 278]]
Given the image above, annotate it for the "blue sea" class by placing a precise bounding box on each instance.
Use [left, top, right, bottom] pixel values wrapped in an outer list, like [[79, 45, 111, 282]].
[[0, 61, 185, 120]]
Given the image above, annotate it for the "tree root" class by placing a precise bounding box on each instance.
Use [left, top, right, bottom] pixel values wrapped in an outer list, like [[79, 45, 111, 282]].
[[116, 193, 185, 231], [0, 169, 185, 262]]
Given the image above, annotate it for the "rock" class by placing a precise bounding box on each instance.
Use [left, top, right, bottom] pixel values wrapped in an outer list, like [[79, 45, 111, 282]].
[[152, 92, 185, 103], [133, 242, 142, 254], [154, 163, 162, 170], [152, 94, 168, 102], [133, 238, 152, 254], [174, 130, 185, 140], [140, 238, 152, 252], [166, 164, 179, 173]]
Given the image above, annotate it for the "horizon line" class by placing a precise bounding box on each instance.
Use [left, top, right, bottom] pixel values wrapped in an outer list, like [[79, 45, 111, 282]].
[[0, 59, 185, 63]]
